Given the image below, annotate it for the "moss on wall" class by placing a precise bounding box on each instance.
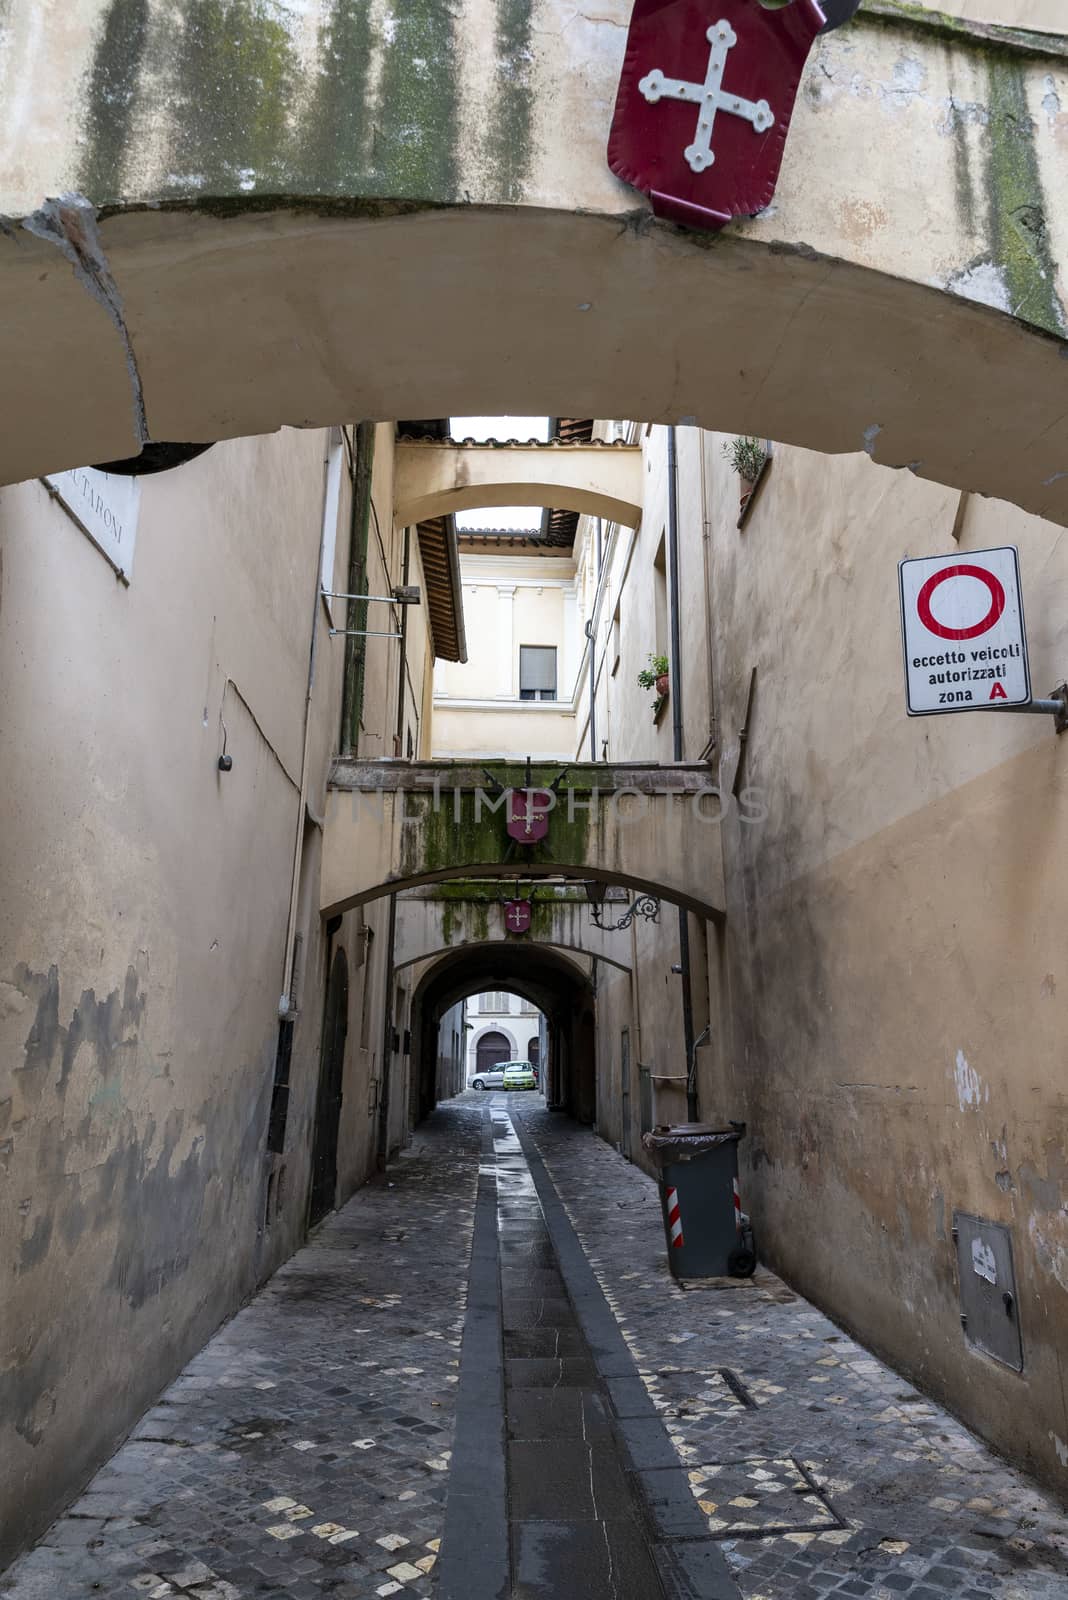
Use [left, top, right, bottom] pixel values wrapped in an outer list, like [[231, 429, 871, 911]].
[[297, 1, 377, 194], [490, 0, 534, 203], [984, 56, 1065, 334], [372, 0, 460, 200], [160, 0, 299, 195], [79, 0, 151, 203], [398, 780, 591, 880]]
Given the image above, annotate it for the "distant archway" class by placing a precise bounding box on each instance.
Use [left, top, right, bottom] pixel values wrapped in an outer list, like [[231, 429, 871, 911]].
[[475, 1030, 512, 1074], [410, 943, 595, 1125]]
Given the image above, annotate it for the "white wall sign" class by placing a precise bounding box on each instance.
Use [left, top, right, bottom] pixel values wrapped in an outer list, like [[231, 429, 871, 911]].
[[43, 466, 141, 580], [899, 546, 1030, 715]]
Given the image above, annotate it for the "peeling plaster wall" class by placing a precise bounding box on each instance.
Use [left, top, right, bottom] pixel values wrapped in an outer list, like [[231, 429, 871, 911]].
[[698, 433, 1068, 1494], [0, 426, 399, 1561]]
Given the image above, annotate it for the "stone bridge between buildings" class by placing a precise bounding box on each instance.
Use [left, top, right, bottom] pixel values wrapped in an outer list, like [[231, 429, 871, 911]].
[[394, 883, 638, 976], [321, 760, 729, 920], [1, 2, 1067, 528], [393, 438, 643, 529]]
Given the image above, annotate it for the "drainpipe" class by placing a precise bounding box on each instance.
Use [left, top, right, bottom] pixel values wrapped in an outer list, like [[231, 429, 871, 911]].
[[394, 526, 411, 755], [340, 422, 376, 755], [698, 433, 718, 758], [376, 891, 398, 1170], [667, 426, 698, 1118], [584, 618, 597, 761], [279, 430, 333, 1017]]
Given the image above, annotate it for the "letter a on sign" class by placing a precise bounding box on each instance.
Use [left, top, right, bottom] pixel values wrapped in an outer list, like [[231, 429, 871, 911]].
[[898, 546, 1031, 715], [608, 0, 826, 230]]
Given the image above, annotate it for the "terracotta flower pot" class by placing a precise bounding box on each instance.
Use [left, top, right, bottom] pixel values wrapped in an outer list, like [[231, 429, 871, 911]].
[[655, 672, 670, 698], [739, 474, 755, 512]]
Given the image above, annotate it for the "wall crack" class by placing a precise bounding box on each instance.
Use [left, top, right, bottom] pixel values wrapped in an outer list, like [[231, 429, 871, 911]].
[[21, 194, 148, 450]]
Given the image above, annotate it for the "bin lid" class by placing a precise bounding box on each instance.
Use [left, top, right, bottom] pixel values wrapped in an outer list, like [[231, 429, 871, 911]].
[[641, 1121, 745, 1159]]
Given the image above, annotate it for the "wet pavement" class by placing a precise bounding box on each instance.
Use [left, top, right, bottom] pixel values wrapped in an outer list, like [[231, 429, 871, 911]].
[[4, 1093, 1068, 1600], [514, 1102, 1068, 1600]]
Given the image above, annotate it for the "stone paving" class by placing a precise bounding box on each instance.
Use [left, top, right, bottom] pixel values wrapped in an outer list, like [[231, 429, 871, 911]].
[[5, 1093, 1068, 1600], [0, 1103, 482, 1600], [513, 1103, 1068, 1600]]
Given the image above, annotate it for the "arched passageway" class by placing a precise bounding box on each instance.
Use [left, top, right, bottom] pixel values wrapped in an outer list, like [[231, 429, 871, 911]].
[[322, 760, 729, 921], [3, 6, 1068, 522], [410, 943, 597, 1126]]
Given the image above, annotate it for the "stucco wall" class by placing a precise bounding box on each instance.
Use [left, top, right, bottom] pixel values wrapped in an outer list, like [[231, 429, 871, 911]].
[[699, 433, 1068, 1494], [0, 421, 439, 1560], [0, 431, 326, 1556]]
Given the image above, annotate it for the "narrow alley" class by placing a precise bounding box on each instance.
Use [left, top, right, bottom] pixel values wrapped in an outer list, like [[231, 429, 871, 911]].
[[5, 1094, 1066, 1600]]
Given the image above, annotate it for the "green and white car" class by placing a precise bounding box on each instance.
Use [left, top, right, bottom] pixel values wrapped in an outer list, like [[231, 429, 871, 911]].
[[471, 1059, 537, 1091]]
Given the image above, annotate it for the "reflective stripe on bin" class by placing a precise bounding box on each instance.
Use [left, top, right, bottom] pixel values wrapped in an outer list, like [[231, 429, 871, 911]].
[[666, 1186, 684, 1249], [733, 1177, 742, 1232]]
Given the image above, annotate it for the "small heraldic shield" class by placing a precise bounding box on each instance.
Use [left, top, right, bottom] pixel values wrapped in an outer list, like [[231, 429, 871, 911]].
[[506, 789, 552, 845], [504, 899, 533, 935], [608, 0, 826, 231]]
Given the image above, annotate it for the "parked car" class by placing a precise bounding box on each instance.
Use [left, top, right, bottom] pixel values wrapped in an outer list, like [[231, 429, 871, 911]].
[[470, 1062, 507, 1090], [470, 1059, 538, 1091]]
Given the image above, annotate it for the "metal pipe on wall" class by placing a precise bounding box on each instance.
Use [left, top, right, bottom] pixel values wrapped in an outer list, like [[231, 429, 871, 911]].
[[394, 525, 412, 754], [667, 426, 698, 1119], [585, 618, 597, 760], [340, 421, 376, 755]]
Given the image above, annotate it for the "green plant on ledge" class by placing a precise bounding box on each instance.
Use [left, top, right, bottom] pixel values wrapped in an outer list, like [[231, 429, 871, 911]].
[[637, 653, 670, 701], [722, 434, 767, 484]]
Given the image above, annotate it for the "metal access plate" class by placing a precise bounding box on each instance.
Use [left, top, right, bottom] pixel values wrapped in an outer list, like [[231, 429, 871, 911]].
[[954, 1213, 1023, 1372]]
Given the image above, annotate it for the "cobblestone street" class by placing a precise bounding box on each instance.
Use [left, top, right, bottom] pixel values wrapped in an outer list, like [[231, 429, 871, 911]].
[[4, 1095, 1068, 1600], [1, 1104, 482, 1600], [514, 1104, 1068, 1600]]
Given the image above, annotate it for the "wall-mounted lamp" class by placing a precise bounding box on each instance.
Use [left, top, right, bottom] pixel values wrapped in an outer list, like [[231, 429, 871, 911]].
[[583, 880, 660, 933]]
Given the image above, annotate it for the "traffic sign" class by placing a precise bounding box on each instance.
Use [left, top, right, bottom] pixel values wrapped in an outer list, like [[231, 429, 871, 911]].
[[899, 546, 1031, 716]]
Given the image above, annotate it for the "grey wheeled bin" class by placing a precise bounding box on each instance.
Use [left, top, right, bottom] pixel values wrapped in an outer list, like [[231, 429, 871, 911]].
[[642, 1122, 757, 1281]]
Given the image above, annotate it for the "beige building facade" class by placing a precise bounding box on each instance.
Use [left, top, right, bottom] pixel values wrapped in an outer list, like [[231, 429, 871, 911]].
[[421, 414, 1068, 1498], [0, 423, 466, 1563]]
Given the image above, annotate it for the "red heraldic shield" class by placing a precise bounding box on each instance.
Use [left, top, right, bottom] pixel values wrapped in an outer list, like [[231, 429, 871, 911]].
[[504, 899, 533, 934], [608, 0, 825, 230], [506, 789, 552, 845]]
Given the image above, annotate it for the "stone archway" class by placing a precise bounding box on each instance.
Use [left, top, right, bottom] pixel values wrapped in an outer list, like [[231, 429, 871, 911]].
[[322, 760, 729, 921], [474, 1029, 514, 1075], [2, 7, 1067, 522], [410, 943, 596, 1123]]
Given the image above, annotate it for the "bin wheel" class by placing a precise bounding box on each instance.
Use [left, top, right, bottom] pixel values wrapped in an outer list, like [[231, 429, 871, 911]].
[[727, 1246, 757, 1279]]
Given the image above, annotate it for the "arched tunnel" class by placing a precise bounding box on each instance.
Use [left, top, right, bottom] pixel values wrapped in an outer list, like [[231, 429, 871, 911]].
[[411, 943, 597, 1126]]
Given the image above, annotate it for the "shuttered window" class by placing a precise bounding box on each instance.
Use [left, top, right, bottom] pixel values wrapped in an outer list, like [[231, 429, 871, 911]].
[[519, 645, 557, 701]]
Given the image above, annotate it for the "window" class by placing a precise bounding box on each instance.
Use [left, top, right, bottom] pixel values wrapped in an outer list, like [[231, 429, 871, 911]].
[[481, 992, 511, 1013], [519, 645, 557, 701]]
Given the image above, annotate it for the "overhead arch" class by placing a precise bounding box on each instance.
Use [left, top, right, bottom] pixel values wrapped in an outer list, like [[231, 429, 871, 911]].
[[393, 889, 634, 974], [2, 7, 1067, 522], [410, 942, 597, 1122], [322, 760, 728, 922], [392, 439, 643, 529]]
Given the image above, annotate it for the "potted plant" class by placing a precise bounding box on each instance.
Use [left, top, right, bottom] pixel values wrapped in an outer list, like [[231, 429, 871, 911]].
[[723, 434, 767, 511], [637, 653, 670, 702]]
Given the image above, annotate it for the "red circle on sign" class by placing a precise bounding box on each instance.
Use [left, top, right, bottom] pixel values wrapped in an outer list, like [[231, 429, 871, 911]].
[[917, 564, 1006, 640]]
